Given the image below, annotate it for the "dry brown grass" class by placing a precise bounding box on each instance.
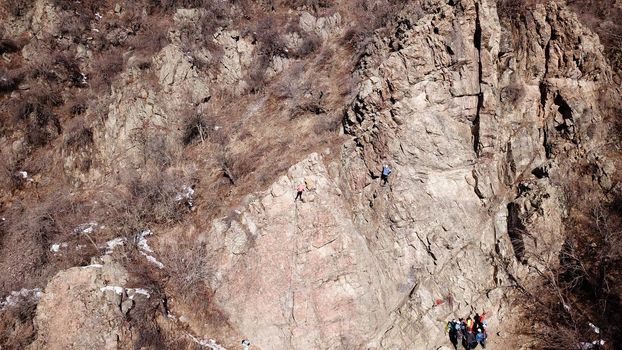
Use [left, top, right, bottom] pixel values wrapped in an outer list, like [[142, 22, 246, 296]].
[[568, 0, 622, 74], [0, 299, 37, 349], [0, 0, 411, 347], [512, 163, 622, 350]]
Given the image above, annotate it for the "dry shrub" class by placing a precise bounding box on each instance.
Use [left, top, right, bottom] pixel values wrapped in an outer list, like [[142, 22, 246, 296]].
[[568, 0, 622, 73], [52, 0, 102, 15], [182, 114, 213, 145], [90, 50, 124, 92], [246, 17, 288, 94], [70, 102, 87, 116], [501, 83, 526, 105], [64, 125, 94, 150], [340, 0, 407, 54], [0, 299, 37, 348], [144, 0, 210, 13], [217, 145, 265, 185], [161, 240, 211, 294], [13, 94, 62, 149], [103, 173, 191, 238], [284, 0, 334, 12], [124, 15, 170, 56], [3, 0, 33, 17], [0, 192, 96, 295], [0, 39, 20, 54], [296, 33, 322, 57], [517, 174, 622, 349], [0, 72, 20, 93], [160, 240, 230, 331], [496, 0, 546, 21], [53, 54, 86, 88], [313, 113, 342, 134]]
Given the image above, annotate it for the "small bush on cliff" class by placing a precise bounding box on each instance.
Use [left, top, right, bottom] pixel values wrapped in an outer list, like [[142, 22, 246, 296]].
[[182, 114, 213, 145], [518, 184, 622, 349]]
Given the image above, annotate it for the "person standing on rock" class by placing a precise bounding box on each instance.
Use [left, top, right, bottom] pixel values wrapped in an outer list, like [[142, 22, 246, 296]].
[[479, 311, 488, 334], [476, 328, 487, 349], [241, 339, 251, 350], [456, 319, 465, 349], [381, 164, 392, 186], [295, 182, 306, 201], [446, 319, 459, 349], [466, 316, 474, 332], [465, 330, 478, 349]]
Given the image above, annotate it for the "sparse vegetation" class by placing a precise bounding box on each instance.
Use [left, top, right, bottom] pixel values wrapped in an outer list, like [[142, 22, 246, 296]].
[[517, 190, 622, 350], [182, 114, 212, 145]]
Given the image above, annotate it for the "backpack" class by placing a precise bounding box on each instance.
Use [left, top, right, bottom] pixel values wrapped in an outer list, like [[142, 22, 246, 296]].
[[382, 166, 391, 176]]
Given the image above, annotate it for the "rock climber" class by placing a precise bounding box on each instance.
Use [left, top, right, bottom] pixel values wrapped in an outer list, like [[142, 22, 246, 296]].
[[381, 164, 392, 185], [242, 339, 251, 350], [476, 328, 487, 349], [295, 182, 306, 201]]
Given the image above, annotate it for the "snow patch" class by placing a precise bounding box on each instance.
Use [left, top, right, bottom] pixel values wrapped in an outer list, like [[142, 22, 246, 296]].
[[175, 185, 195, 208], [81, 264, 103, 269], [578, 340, 606, 350], [100, 286, 124, 295], [0, 288, 42, 310], [130, 288, 151, 299], [74, 222, 99, 235], [137, 229, 153, 253], [186, 333, 225, 350], [50, 242, 68, 253], [100, 286, 151, 299], [141, 251, 165, 269], [588, 322, 600, 334], [105, 237, 126, 254]]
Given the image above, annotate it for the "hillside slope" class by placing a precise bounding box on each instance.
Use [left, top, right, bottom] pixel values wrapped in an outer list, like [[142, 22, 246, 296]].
[[1, 0, 621, 349]]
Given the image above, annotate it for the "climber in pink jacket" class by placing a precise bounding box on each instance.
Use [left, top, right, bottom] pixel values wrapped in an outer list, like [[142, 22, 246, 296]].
[[295, 183, 306, 201]]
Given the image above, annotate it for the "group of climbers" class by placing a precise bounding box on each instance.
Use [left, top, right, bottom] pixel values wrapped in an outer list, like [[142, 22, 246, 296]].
[[446, 312, 488, 349]]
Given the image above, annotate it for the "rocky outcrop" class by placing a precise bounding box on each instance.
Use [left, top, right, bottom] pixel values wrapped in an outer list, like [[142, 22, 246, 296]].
[[28, 262, 133, 350], [12, 0, 618, 349]]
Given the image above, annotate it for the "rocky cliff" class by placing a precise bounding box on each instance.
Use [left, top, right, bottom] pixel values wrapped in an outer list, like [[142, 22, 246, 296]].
[[1, 0, 620, 349]]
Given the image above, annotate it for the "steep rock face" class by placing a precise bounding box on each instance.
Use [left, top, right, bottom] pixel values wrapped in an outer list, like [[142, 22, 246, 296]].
[[199, 152, 386, 349], [338, 0, 611, 348]]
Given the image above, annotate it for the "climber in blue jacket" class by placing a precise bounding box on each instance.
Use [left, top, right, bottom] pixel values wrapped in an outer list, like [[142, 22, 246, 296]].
[[381, 164, 392, 186]]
